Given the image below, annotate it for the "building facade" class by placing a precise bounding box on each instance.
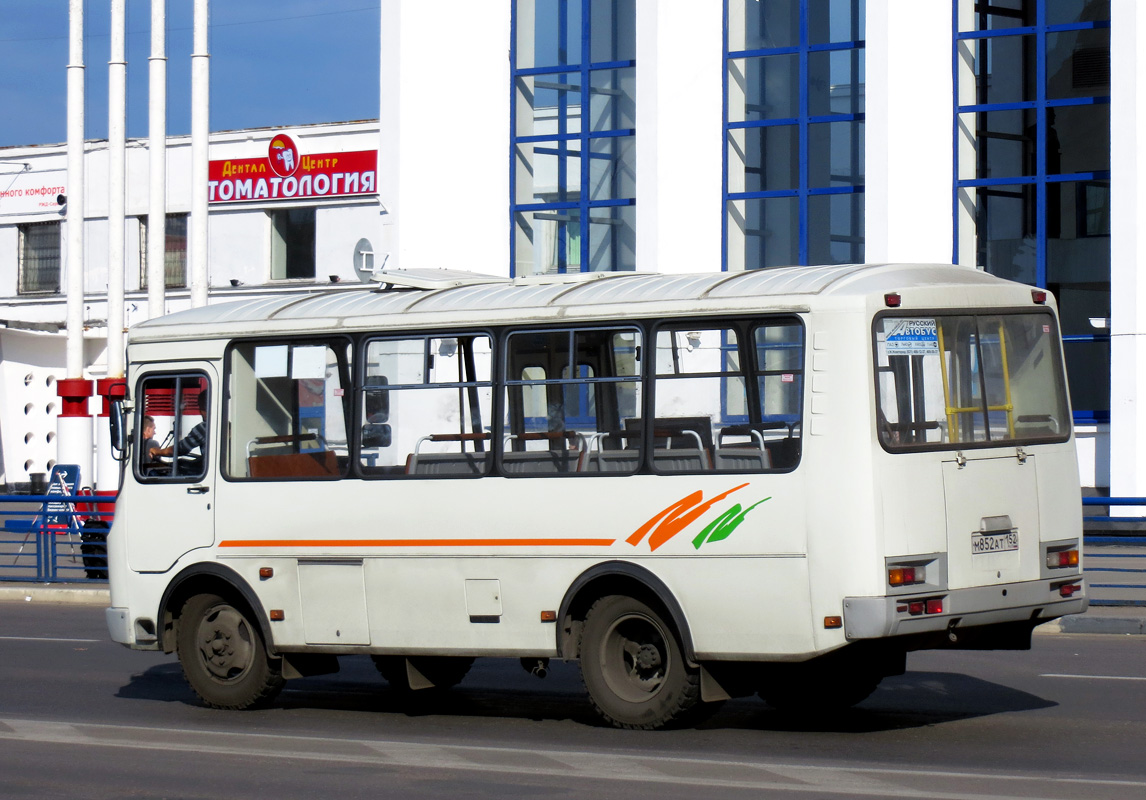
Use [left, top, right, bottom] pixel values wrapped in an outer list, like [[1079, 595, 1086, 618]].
[[0, 0, 1134, 496]]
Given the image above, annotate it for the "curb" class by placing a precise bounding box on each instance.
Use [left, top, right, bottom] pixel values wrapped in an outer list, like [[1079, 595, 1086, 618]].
[[1056, 614, 1146, 636], [0, 585, 109, 606]]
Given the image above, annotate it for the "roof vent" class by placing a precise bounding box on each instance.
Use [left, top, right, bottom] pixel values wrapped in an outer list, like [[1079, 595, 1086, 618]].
[[371, 269, 510, 292]]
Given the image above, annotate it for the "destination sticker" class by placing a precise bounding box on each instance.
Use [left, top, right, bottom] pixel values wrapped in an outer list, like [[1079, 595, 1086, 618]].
[[885, 318, 939, 356]]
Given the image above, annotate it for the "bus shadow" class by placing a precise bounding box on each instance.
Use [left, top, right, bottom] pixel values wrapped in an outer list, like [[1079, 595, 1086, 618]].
[[117, 659, 1056, 734], [706, 670, 1058, 733]]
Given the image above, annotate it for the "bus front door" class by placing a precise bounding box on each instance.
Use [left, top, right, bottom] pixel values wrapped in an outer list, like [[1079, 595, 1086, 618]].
[[127, 367, 217, 573]]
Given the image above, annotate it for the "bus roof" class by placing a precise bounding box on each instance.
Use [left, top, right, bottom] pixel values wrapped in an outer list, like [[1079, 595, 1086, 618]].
[[128, 263, 1018, 343]]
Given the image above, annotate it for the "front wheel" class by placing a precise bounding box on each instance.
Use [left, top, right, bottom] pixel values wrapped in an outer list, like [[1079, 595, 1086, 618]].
[[176, 593, 284, 709], [579, 594, 702, 730]]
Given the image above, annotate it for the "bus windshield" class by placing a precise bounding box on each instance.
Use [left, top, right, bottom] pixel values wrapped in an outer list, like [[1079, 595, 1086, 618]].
[[875, 311, 1071, 450]]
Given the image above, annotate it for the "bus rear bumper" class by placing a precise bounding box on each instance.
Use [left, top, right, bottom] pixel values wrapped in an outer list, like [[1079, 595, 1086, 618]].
[[843, 577, 1088, 642]]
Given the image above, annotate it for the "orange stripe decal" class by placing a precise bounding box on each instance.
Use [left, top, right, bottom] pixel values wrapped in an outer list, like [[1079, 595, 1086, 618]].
[[627, 483, 749, 552], [219, 538, 616, 549]]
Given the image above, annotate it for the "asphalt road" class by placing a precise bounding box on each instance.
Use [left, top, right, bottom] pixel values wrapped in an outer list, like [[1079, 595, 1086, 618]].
[[1, 601, 1145, 799]]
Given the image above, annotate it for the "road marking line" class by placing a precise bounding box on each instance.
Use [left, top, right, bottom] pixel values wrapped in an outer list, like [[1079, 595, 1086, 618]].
[[1040, 673, 1146, 681], [0, 635, 101, 643], [0, 715, 1144, 799]]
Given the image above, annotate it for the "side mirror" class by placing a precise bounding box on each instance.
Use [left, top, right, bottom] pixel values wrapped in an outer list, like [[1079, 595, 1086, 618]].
[[109, 400, 127, 461], [364, 375, 390, 423], [361, 422, 391, 449]]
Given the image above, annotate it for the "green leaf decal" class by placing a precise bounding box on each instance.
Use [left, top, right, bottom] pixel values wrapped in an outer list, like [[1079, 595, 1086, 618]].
[[692, 497, 770, 550]]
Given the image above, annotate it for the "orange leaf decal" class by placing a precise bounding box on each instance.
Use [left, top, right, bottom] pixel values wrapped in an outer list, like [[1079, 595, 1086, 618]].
[[627, 484, 748, 551]]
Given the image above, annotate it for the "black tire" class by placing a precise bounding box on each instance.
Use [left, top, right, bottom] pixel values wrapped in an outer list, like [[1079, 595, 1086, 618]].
[[176, 593, 284, 709], [80, 520, 109, 580], [371, 655, 474, 692], [758, 662, 881, 714], [580, 594, 702, 730]]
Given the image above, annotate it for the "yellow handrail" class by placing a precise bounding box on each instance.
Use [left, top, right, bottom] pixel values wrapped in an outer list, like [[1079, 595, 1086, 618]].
[[938, 320, 1015, 441], [996, 320, 1015, 438], [936, 323, 957, 441]]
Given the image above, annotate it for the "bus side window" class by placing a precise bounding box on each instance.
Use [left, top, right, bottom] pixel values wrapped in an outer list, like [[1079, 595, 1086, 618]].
[[224, 341, 350, 480], [652, 327, 736, 473], [751, 322, 804, 469], [503, 327, 643, 476], [359, 334, 493, 478], [135, 373, 209, 482]]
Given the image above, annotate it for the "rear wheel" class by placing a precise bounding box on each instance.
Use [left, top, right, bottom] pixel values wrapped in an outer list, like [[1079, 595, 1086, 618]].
[[371, 655, 474, 692], [176, 593, 284, 709], [579, 594, 702, 730]]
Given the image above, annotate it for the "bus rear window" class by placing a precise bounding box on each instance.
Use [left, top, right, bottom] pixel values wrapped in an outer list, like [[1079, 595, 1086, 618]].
[[874, 312, 1070, 450]]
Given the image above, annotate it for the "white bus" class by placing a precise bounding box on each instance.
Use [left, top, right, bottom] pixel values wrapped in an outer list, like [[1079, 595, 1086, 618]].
[[104, 264, 1086, 729]]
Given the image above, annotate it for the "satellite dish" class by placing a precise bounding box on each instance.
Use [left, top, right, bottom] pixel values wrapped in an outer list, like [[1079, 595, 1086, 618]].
[[352, 238, 375, 282]]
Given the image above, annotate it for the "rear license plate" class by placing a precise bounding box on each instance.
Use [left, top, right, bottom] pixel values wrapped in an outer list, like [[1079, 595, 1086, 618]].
[[971, 530, 1018, 554]]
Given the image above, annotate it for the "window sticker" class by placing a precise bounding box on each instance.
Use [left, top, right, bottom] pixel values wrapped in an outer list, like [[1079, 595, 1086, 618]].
[[884, 318, 940, 356], [254, 344, 289, 378], [291, 345, 327, 380]]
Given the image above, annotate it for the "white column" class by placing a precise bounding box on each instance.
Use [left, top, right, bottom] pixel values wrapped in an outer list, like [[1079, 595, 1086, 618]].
[[378, 0, 400, 272], [100, 0, 128, 495], [60, 0, 94, 487], [1109, 0, 1146, 500], [108, 0, 126, 378], [65, 0, 85, 378], [864, 0, 954, 265], [147, 0, 167, 318], [379, 0, 510, 274], [189, 0, 210, 308], [634, 1, 723, 274]]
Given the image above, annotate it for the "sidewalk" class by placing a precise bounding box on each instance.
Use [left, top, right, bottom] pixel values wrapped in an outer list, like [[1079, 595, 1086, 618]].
[[0, 581, 110, 606], [2, 581, 1144, 634]]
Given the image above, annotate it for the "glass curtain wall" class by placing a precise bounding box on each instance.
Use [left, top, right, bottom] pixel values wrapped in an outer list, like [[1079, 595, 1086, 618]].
[[725, 0, 865, 271], [954, 0, 1111, 421], [511, 0, 636, 275]]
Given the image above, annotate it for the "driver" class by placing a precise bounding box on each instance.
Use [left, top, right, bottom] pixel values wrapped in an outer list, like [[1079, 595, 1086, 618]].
[[141, 415, 161, 460]]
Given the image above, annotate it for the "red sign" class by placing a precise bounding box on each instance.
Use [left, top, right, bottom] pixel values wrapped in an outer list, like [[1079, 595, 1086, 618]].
[[208, 133, 376, 204], [268, 134, 300, 177]]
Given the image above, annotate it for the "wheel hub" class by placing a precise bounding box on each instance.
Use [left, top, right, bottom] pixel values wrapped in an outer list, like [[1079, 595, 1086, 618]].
[[196, 606, 253, 680], [634, 642, 662, 671]]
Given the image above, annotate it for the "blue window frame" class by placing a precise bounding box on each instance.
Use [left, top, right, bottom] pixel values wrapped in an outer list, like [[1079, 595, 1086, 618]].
[[953, 0, 1111, 423], [511, 0, 636, 276], [724, 0, 865, 271]]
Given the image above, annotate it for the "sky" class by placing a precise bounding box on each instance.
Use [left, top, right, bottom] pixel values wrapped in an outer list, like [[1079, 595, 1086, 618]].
[[0, 0, 381, 149]]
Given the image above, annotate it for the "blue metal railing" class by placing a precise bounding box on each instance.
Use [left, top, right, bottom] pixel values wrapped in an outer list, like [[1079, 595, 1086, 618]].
[[1082, 496, 1146, 607], [0, 493, 115, 583]]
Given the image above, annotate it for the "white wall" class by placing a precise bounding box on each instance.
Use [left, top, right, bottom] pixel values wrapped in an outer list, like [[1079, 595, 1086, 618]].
[[635, 1, 723, 274], [379, 0, 510, 275], [865, 0, 954, 265], [1109, 0, 1146, 499], [0, 330, 67, 487], [316, 204, 382, 283]]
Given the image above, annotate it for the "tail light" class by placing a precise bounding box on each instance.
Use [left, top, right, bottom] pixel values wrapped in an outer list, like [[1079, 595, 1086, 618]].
[[889, 566, 922, 587], [900, 597, 946, 616], [1047, 549, 1079, 569]]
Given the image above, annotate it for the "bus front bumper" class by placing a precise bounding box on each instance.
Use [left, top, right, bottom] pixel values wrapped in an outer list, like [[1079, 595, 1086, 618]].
[[106, 606, 160, 650], [843, 577, 1087, 641]]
